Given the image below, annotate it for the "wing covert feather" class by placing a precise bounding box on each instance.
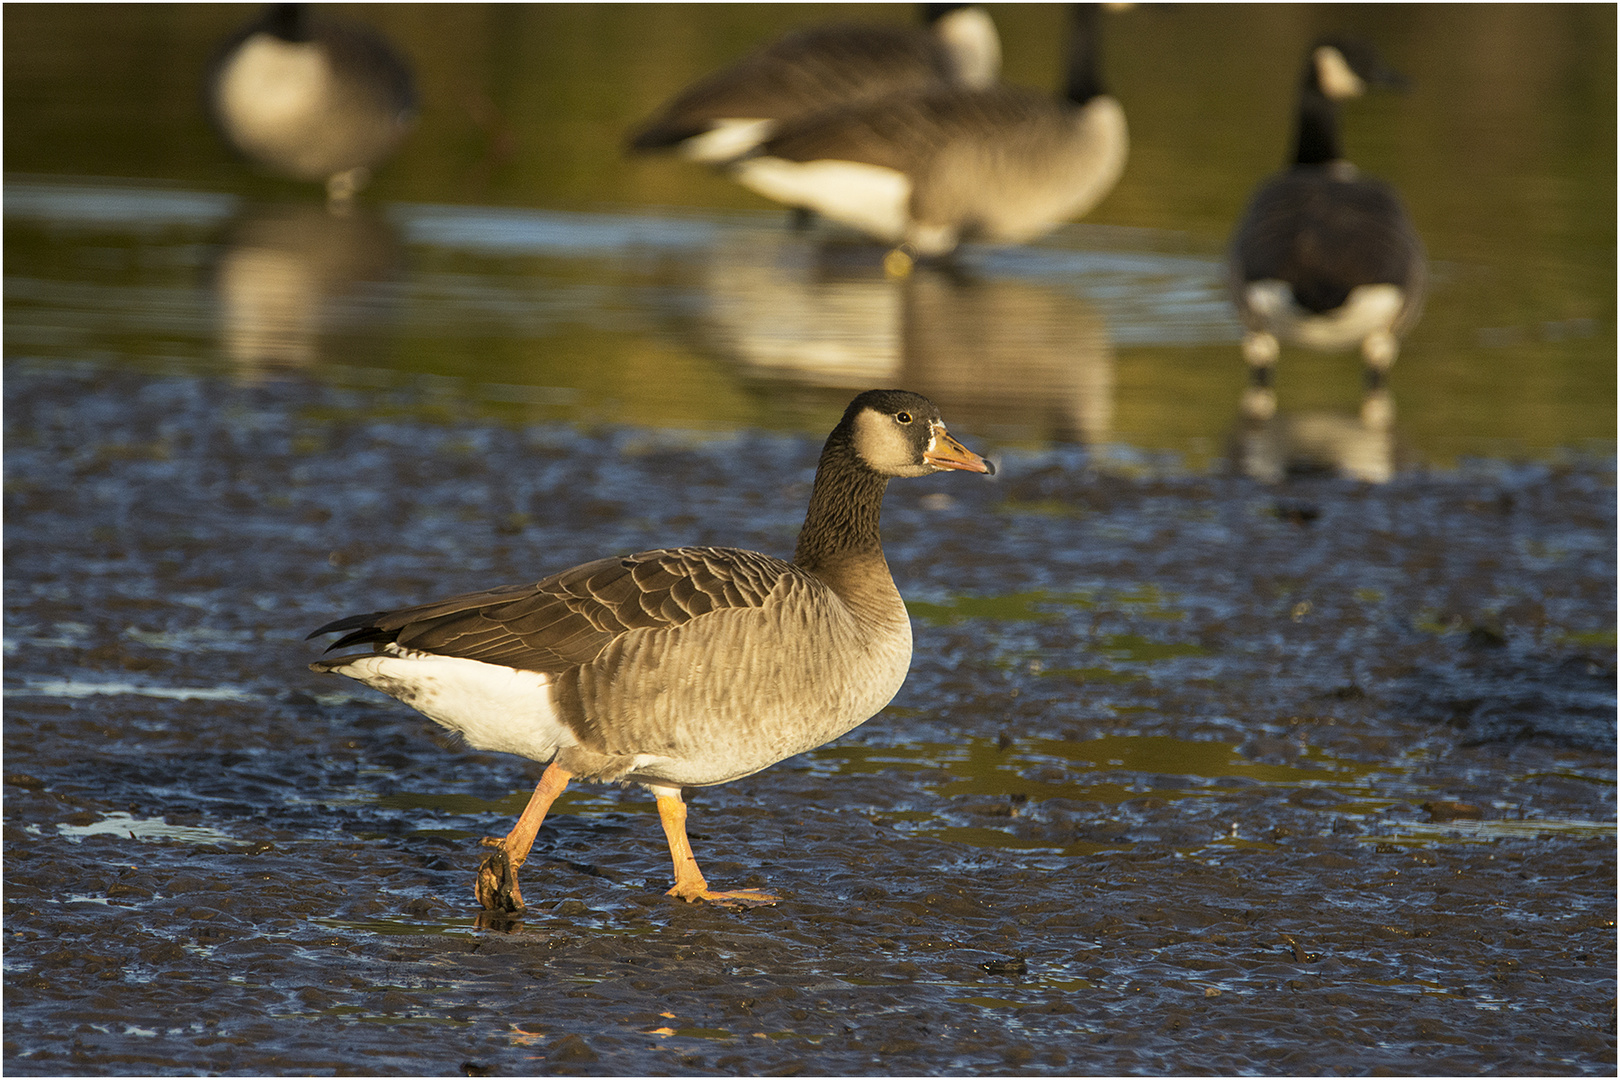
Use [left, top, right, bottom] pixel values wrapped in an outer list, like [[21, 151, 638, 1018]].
[[335, 547, 799, 673], [761, 85, 1059, 173]]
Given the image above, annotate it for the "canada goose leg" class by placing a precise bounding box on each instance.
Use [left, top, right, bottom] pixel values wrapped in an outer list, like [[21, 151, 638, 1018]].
[[475, 761, 571, 912], [1362, 330, 1398, 393], [1241, 329, 1279, 374], [1240, 330, 1280, 420], [655, 790, 778, 908], [1360, 386, 1395, 430]]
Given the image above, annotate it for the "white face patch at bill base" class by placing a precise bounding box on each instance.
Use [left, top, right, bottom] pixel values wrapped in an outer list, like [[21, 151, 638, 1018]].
[[850, 406, 932, 477]]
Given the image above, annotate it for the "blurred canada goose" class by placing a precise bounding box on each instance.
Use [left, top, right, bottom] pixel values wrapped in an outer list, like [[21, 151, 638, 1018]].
[[728, 4, 1126, 268], [308, 390, 993, 911], [1228, 39, 1425, 412], [208, 4, 416, 206], [627, 5, 1001, 164]]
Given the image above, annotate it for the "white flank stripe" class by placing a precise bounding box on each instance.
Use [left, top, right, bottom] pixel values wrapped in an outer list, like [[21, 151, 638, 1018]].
[[731, 157, 912, 243], [327, 651, 574, 761], [680, 118, 778, 163]]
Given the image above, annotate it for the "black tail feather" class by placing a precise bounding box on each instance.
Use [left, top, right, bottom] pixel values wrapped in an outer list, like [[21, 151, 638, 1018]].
[[307, 611, 399, 652]]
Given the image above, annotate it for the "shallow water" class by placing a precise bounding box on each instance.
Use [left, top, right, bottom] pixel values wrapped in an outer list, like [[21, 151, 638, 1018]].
[[4, 3, 1617, 1076]]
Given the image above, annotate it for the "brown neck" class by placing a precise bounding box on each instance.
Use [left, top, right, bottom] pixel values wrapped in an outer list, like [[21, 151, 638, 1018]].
[[792, 437, 890, 576]]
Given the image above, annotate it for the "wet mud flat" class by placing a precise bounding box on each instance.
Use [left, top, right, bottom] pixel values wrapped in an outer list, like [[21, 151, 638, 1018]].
[[5, 361, 1615, 1075]]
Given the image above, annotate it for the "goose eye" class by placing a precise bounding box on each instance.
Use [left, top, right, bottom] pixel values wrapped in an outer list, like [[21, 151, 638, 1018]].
[[896, 410, 914, 424]]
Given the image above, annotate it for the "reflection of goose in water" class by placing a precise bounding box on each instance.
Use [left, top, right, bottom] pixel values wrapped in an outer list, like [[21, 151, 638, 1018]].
[[730, 4, 1126, 269], [899, 269, 1113, 445], [207, 4, 417, 206], [627, 5, 1001, 164], [1232, 386, 1401, 485], [213, 202, 402, 368], [697, 233, 1113, 446], [1229, 39, 1424, 416]]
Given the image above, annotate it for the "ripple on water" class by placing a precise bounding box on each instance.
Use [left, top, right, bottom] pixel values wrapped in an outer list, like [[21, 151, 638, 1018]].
[[44, 811, 245, 846]]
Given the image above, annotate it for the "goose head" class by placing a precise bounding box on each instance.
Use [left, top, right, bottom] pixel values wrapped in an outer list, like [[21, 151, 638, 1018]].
[[928, 4, 1002, 89], [1293, 38, 1405, 167], [1308, 38, 1407, 102], [842, 389, 995, 478]]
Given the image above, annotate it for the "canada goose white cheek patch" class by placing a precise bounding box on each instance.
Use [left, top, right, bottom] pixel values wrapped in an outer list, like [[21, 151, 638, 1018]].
[[1314, 45, 1367, 101], [732, 158, 912, 242], [935, 6, 1002, 88]]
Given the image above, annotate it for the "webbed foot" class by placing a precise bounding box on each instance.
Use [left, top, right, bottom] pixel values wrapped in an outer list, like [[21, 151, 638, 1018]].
[[667, 884, 779, 908], [475, 837, 525, 912]]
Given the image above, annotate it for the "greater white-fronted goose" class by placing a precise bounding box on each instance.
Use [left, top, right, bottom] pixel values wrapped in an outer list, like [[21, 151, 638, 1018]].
[[308, 390, 993, 910], [727, 4, 1126, 269], [1228, 38, 1426, 415], [627, 5, 1001, 164], [208, 4, 417, 206]]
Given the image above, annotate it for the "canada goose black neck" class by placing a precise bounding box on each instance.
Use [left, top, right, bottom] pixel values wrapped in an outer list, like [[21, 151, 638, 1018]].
[[793, 417, 891, 575], [1292, 74, 1343, 166], [262, 3, 311, 43], [1062, 5, 1107, 106]]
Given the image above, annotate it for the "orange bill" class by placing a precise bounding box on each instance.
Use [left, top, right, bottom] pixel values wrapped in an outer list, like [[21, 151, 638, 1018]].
[[923, 427, 995, 475]]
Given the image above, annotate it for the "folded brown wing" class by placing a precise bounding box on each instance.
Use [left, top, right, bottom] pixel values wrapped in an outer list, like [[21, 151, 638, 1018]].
[[628, 24, 951, 151], [310, 547, 795, 674], [757, 84, 1059, 173]]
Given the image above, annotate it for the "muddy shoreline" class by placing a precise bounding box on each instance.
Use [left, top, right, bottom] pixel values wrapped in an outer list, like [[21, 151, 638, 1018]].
[[5, 361, 1614, 1074]]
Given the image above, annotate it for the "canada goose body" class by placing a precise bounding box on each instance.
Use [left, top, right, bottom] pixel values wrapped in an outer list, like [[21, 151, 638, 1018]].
[[1229, 40, 1425, 402], [208, 4, 416, 204], [628, 5, 1001, 164], [729, 4, 1126, 259], [309, 390, 992, 909]]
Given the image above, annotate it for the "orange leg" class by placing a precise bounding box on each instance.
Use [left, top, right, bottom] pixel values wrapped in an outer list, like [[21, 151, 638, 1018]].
[[475, 761, 571, 912], [656, 791, 778, 908]]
